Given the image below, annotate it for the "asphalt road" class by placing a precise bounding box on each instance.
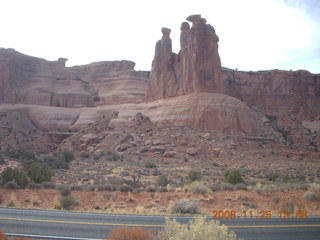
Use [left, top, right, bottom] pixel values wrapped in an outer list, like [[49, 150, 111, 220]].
[[0, 208, 320, 240]]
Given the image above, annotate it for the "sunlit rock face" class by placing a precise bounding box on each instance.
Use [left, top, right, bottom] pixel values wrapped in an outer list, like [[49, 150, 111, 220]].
[[0, 48, 148, 107]]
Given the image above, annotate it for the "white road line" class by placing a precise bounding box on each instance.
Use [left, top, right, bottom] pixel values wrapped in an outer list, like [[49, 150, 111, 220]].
[[6, 233, 102, 240]]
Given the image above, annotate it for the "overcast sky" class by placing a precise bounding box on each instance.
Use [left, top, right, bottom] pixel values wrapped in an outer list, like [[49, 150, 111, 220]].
[[1, 0, 319, 73]]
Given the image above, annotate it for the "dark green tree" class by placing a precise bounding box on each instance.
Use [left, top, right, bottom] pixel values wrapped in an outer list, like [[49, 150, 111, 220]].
[[0, 167, 29, 188]]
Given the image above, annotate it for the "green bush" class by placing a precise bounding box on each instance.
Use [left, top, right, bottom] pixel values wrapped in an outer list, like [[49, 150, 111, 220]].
[[0, 167, 29, 189], [51, 159, 69, 169], [234, 183, 247, 191], [106, 152, 122, 161], [157, 175, 170, 187], [41, 154, 70, 170], [6, 149, 35, 162], [25, 161, 53, 183], [158, 217, 237, 240], [221, 183, 234, 191], [208, 183, 221, 192], [54, 150, 75, 163], [169, 199, 200, 214], [144, 162, 156, 168], [186, 170, 202, 182], [224, 170, 244, 184]]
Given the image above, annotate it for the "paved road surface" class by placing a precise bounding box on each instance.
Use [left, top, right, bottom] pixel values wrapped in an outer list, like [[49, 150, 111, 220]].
[[0, 208, 320, 240]]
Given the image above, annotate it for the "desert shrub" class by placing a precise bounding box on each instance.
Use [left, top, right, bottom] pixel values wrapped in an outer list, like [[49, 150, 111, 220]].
[[41, 181, 56, 189], [158, 217, 237, 240], [70, 185, 83, 191], [169, 199, 200, 214], [27, 182, 41, 189], [51, 159, 69, 170], [144, 162, 156, 168], [97, 185, 107, 191], [188, 181, 207, 194], [224, 169, 243, 184], [186, 170, 202, 183], [41, 155, 69, 170], [104, 184, 116, 191], [58, 196, 79, 210], [25, 161, 53, 183], [146, 186, 157, 192], [243, 202, 257, 209], [60, 187, 71, 196], [4, 181, 19, 189], [234, 183, 247, 191], [0, 155, 5, 165], [272, 197, 281, 204], [208, 183, 221, 192], [303, 191, 318, 201], [106, 152, 122, 161], [119, 184, 132, 192], [54, 150, 75, 163], [157, 175, 170, 187], [108, 227, 153, 240], [0, 231, 9, 240], [0, 167, 29, 189], [6, 149, 35, 162], [221, 183, 234, 191]]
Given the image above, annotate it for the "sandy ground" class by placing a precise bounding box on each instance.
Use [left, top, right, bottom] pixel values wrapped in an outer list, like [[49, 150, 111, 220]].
[[0, 189, 319, 217]]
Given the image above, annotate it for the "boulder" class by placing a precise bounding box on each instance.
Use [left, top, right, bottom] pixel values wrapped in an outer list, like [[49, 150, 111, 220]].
[[163, 151, 176, 158], [186, 147, 198, 156], [116, 144, 130, 152]]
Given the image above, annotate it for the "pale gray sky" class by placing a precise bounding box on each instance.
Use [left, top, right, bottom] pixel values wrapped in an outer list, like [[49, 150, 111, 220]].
[[1, 0, 319, 73]]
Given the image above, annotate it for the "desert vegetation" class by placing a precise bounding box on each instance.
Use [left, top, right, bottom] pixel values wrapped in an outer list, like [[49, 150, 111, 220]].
[[0, 149, 74, 188]]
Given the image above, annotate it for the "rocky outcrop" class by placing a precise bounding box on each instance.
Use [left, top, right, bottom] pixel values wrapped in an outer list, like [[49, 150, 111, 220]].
[[223, 68, 320, 120], [223, 68, 320, 99], [145, 14, 223, 101], [0, 48, 148, 107], [71, 61, 148, 105]]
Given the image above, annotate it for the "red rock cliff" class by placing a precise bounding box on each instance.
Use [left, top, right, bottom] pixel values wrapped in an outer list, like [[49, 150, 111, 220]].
[[145, 14, 223, 101], [0, 48, 148, 107]]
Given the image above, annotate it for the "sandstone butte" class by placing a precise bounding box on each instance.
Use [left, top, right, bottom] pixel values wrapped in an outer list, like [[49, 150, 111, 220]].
[[0, 14, 319, 153]]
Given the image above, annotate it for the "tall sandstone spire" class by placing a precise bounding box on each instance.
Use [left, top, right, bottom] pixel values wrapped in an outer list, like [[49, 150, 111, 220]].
[[145, 14, 223, 101]]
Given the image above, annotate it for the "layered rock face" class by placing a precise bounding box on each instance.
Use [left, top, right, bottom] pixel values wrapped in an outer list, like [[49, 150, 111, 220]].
[[0, 48, 148, 107], [71, 61, 148, 105], [145, 14, 223, 101], [223, 68, 320, 99], [223, 68, 320, 119]]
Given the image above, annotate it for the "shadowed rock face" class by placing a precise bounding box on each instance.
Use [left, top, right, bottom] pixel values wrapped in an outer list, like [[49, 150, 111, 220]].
[[145, 14, 223, 101]]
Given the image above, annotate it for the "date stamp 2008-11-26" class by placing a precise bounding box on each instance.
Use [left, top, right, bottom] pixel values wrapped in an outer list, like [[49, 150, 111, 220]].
[[212, 210, 309, 220]]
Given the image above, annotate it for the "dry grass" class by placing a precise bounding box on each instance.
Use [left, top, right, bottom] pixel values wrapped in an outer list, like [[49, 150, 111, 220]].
[[169, 199, 200, 214]]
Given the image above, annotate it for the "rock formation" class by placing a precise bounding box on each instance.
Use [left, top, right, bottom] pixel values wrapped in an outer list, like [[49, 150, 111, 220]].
[[223, 68, 320, 120], [0, 48, 148, 107], [145, 14, 223, 101]]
